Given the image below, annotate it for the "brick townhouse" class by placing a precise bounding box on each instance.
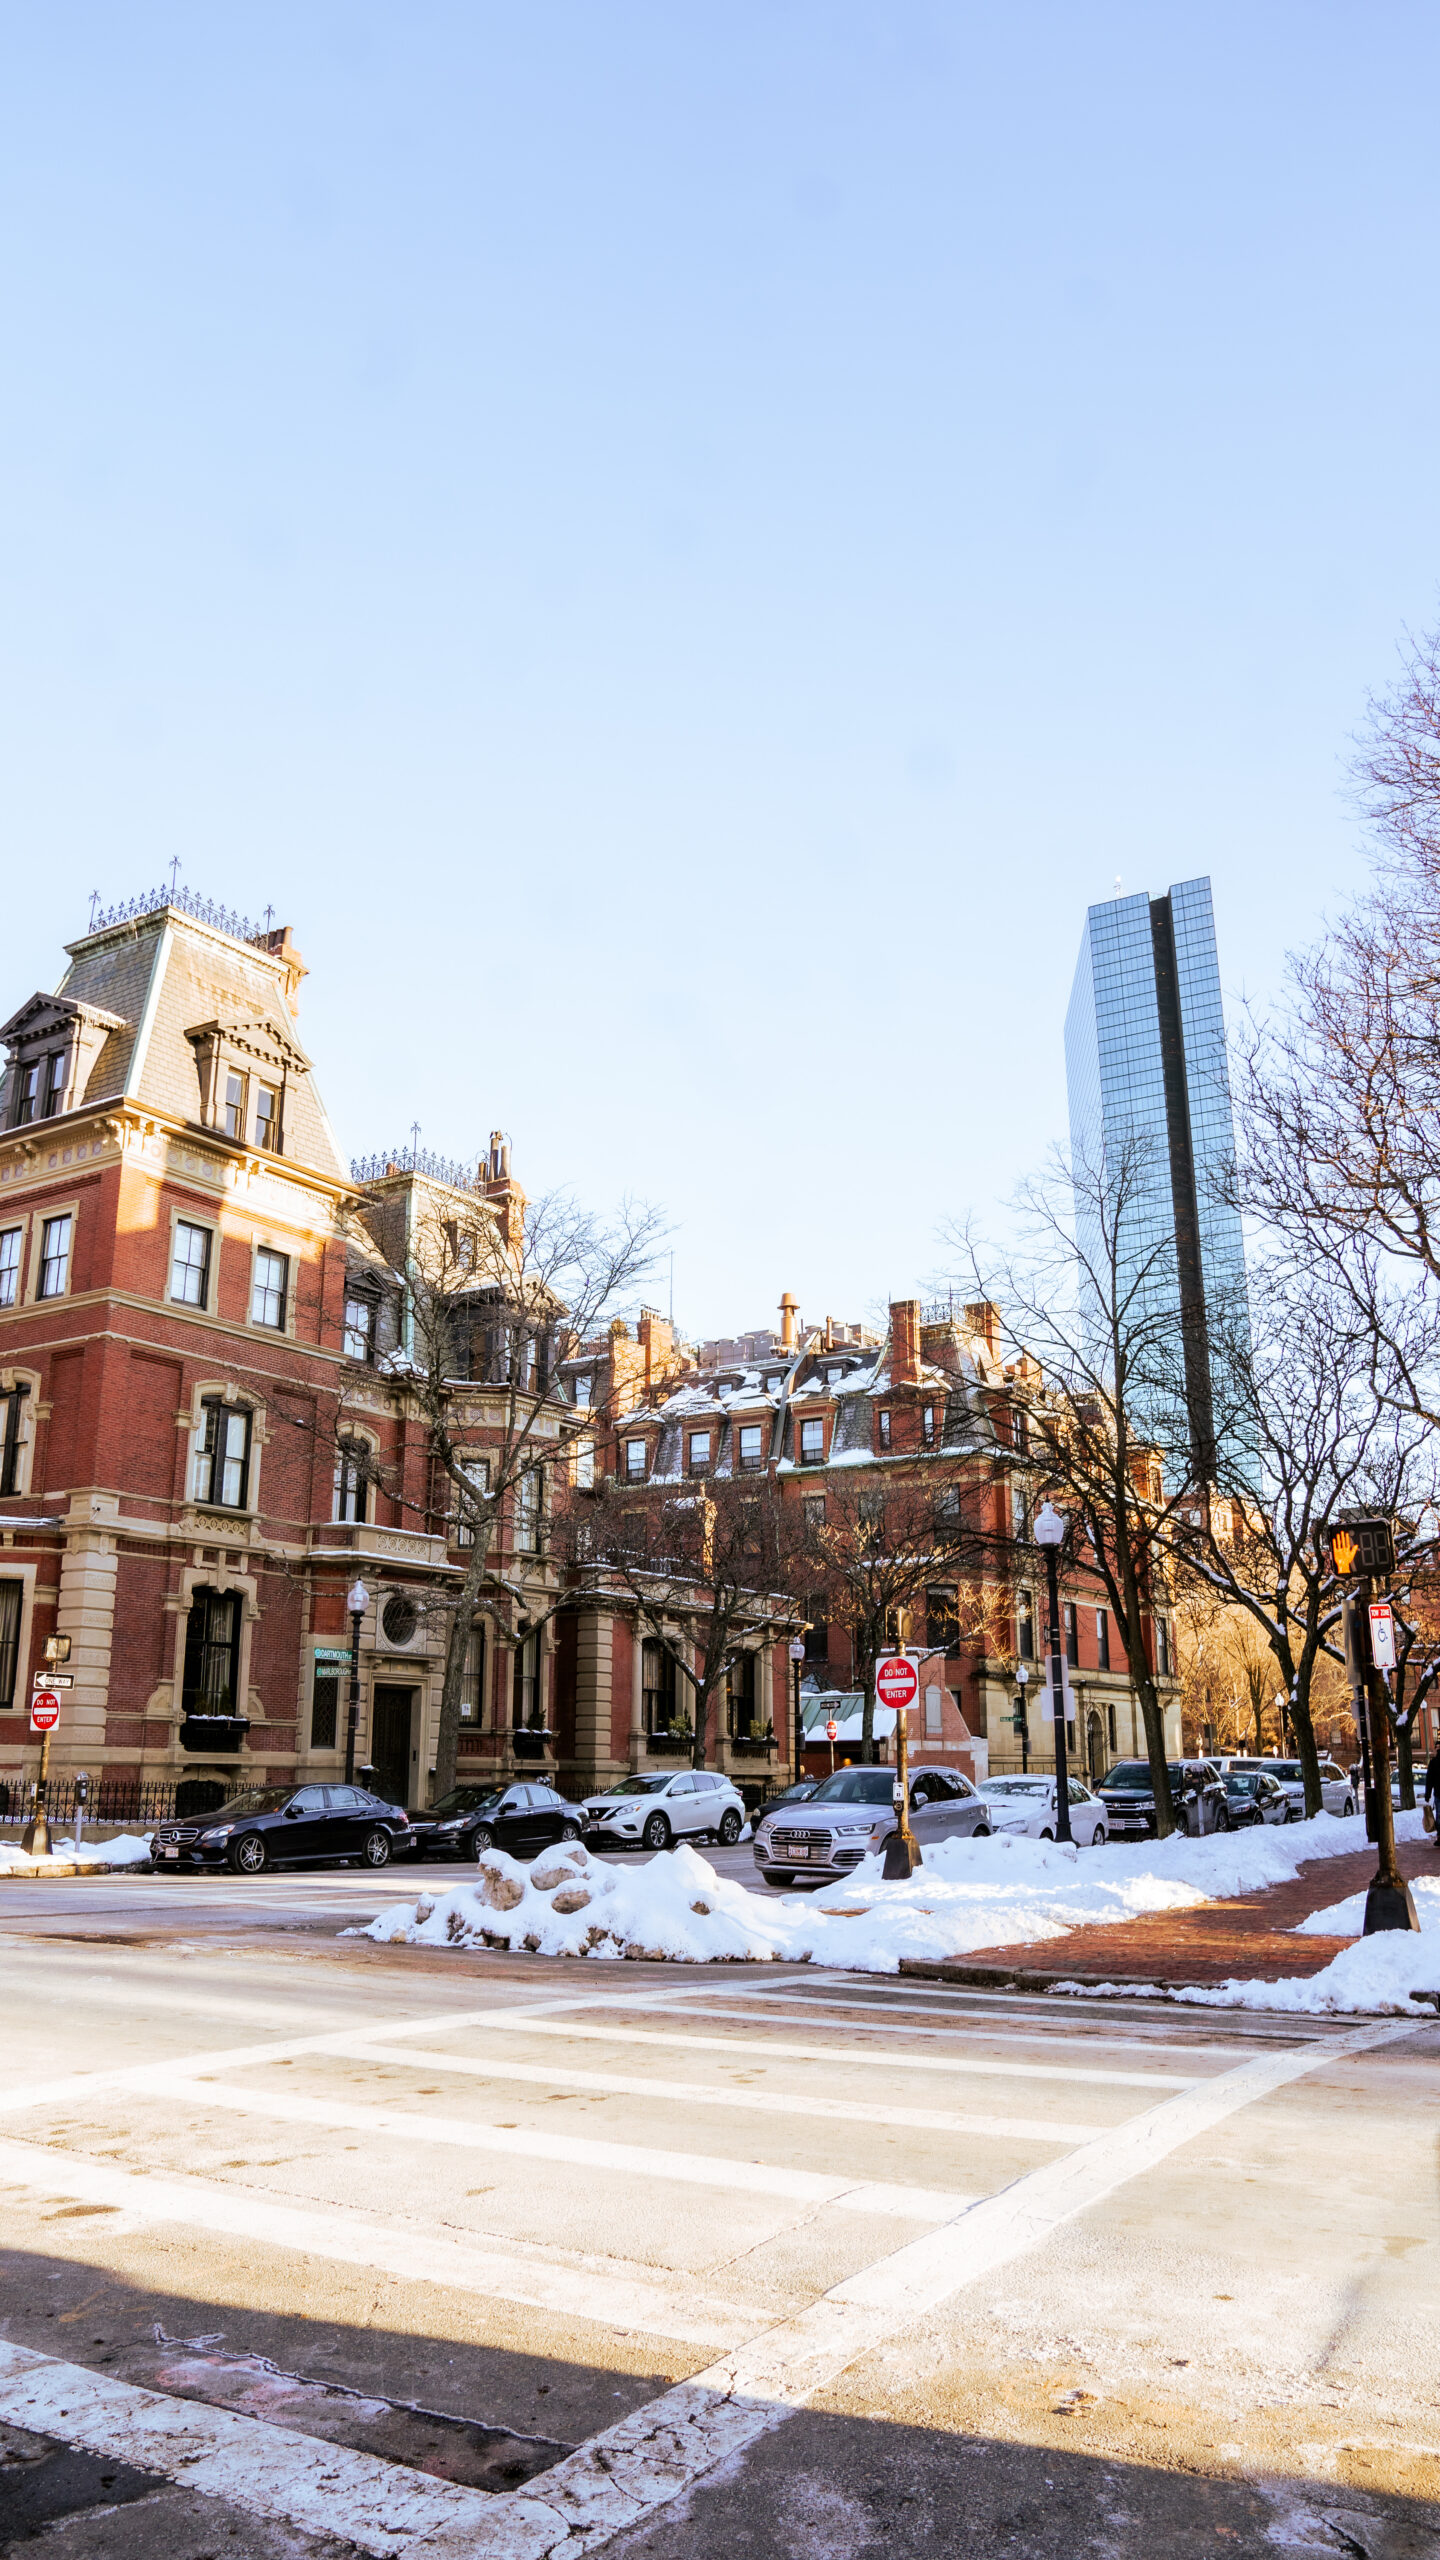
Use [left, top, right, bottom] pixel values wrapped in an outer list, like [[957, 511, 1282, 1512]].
[[563, 1293, 1181, 1785], [0, 890, 554, 1818]]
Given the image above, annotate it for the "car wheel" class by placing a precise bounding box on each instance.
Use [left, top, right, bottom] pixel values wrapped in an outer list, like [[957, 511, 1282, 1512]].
[[642, 1812, 672, 1851], [362, 1828, 391, 1868], [469, 1825, 495, 1856], [717, 1808, 742, 1845], [228, 1833, 267, 1875], [1092, 1825, 1106, 1845], [1039, 1827, 1055, 1841], [1213, 1808, 1230, 1832], [1342, 1794, 1356, 1817], [972, 1823, 990, 1838]]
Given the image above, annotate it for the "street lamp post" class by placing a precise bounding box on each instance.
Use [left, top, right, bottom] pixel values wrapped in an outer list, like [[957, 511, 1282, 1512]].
[[345, 1580, 369, 1786], [788, 1637, 807, 1783], [1034, 1501, 1074, 1846]]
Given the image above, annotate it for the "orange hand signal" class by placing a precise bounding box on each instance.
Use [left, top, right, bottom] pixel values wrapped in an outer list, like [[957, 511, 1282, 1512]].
[[1331, 1528, 1358, 1575]]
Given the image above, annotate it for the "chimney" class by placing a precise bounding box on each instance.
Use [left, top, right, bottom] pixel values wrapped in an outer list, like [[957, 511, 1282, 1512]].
[[890, 1298, 922, 1388], [964, 1299, 1001, 1357], [779, 1292, 798, 1349]]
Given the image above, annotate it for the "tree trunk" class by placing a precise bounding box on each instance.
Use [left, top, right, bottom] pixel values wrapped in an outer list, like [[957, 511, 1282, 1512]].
[[860, 1655, 877, 1763], [432, 1524, 493, 1799]]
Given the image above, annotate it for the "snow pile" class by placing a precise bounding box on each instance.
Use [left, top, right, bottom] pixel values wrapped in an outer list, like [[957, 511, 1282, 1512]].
[[356, 1832, 1208, 1973], [0, 1831, 154, 1872], [1176, 1931, 1440, 2017]]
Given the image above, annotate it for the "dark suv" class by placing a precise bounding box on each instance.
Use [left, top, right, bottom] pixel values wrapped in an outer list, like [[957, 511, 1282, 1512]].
[[153, 1783, 412, 1874], [1097, 1759, 1229, 1840]]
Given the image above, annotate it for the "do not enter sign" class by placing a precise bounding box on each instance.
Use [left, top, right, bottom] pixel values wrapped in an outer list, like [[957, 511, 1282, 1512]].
[[875, 1654, 920, 1714], [30, 1692, 61, 1733], [825, 1718, 838, 1741]]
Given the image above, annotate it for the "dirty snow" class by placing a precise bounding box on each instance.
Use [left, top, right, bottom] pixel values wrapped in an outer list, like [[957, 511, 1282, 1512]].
[[354, 1815, 1378, 1975], [0, 1831, 154, 1872]]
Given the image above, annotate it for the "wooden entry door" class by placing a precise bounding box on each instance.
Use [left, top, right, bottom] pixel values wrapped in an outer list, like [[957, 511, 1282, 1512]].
[[370, 1686, 416, 1811]]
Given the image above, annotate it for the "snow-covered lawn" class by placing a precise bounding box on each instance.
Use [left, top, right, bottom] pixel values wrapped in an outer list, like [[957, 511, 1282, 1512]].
[[355, 1808, 1417, 1979], [0, 1832, 153, 1873]]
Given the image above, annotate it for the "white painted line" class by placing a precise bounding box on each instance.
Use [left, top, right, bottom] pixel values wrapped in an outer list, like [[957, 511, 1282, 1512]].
[[644, 1995, 1224, 2068], [0, 2136, 750, 2349], [403, 2018, 1417, 2559], [0, 2338, 517, 2559], [465, 2008, 1191, 2089], [331, 2037, 1101, 2147], [137, 2073, 977, 2220]]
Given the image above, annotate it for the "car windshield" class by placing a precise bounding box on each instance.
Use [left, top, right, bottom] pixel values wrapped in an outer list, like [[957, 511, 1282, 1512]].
[[980, 1778, 1049, 1795], [1268, 1763, 1301, 1780], [1225, 1773, 1261, 1794], [429, 1787, 502, 1816], [209, 1788, 295, 1819], [601, 1775, 673, 1797], [805, 1770, 894, 1805], [1100, 1763, 1186, 1790]]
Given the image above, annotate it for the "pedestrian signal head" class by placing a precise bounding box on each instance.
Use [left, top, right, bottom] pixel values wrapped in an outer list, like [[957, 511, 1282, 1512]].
[[1328, 1518, 1395, 1578]]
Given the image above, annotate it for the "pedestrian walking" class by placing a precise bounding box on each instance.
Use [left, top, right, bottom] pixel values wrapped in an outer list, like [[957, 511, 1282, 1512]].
[[1424, 1742, 1440, 1848]]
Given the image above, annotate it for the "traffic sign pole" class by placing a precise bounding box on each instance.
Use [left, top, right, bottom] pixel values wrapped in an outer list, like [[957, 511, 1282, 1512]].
[[1338, 1558, 1418, 1934], [875, 1653, 921, 1878]]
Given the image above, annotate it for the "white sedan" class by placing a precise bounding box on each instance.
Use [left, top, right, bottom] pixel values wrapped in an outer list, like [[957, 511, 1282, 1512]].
[[977, 1775, 1109, 1845]]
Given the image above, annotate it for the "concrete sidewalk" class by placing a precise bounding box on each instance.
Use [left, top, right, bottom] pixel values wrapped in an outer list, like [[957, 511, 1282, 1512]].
[[902, 1834, 1439, 1994]]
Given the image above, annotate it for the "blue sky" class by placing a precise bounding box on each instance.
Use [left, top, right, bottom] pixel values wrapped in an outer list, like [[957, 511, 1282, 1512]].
[[4, 4, 1440, 1338]]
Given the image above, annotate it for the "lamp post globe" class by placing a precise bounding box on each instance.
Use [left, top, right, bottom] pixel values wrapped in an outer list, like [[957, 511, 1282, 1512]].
[[788, 1636, 807, 1788], [1032, 1501, 1073, 1842]]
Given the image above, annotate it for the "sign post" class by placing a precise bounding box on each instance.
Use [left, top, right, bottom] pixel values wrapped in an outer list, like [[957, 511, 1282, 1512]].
[[22, 1691, 61, 1858], [825, 1715, 837, 1775], [1331, 1518, 1418, 1934], [875, 1652, 921, 1878]]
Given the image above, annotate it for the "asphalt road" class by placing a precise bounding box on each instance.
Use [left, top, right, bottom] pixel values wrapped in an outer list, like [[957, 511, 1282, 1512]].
[[0, 1861, 1436, 2559]]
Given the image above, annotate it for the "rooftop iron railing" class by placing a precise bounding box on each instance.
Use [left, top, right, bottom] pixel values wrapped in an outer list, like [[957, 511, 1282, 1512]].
[[86, 884, 277, 948]]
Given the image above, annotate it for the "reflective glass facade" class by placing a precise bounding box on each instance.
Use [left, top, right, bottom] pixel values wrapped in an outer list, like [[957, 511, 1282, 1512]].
[[1064, 875, 1249, 1477]]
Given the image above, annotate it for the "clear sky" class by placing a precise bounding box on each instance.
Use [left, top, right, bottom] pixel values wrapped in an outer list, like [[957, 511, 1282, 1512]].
[[5, 4, 1440, 1341]]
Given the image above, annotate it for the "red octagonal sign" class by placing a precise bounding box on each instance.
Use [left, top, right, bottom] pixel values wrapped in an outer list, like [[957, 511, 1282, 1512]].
[[875, 1654, 920, 1713], [30, 1692, 61, 1732]]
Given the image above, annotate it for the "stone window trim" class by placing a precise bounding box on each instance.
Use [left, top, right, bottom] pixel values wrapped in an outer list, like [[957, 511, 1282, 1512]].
[[0, 993, 126, 1132], [245, 1234, 298, 1337], [21, 1195, 79, 1305], [165, 1203, 218, 1313], [165, 1560, 261, 1738], [0, 1555, 40, 1713], [0, 1366, 42, 1501], [179, 1376, 270, 1520], [186, 1018, 310, 1160]]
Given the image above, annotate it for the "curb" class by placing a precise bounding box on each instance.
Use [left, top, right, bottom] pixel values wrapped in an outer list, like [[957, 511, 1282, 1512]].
[[0, 1858, 152, 1881]]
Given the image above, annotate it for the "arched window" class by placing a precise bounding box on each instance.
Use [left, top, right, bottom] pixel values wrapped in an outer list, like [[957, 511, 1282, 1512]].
[[334, 1439, 370, 1524]]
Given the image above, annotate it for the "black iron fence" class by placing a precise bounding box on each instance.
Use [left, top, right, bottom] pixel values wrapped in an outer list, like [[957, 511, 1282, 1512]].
[[0, 1776, 229, 1834]]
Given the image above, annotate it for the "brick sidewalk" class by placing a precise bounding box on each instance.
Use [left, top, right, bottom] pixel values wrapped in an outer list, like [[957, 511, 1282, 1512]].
[[901, 1834, 1438, 1991]]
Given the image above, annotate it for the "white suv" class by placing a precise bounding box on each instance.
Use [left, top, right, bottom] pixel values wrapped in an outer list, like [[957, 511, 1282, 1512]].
[[581, 1768, 747, 1852], [1217, 1756, 1356, 1819]]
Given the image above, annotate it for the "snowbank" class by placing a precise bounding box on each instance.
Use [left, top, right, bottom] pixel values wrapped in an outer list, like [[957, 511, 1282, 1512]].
[[358, 1832, 1206, 1974], [1294, 1875, 1440, 1936], [0, 1831, 153, 1873], [1174, 1931, 1440, 2017]]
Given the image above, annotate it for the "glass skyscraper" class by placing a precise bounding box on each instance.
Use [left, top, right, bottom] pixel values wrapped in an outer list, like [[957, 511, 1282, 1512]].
[[1064, 875, 1249, 1480]]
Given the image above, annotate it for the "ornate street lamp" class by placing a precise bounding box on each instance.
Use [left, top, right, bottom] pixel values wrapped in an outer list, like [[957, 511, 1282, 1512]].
[[1034, 1501, 1074, 1846], [345, 1580, 369, 1785]]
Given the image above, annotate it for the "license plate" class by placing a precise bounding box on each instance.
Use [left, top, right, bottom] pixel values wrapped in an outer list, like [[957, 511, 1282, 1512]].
[[789, 1844, 811, 1859], [163, 1846, 179, 1858]]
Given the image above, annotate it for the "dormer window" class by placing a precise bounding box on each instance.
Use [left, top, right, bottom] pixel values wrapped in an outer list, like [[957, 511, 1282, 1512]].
[[688, 1429, 712, 1475], [625, 1439, 647, 1481], [254, 1084, 281, 1152], [222, 1072, 246, 1140], [43, 1051, 67, 1117], [13, 1064, 39, 1127], [878, 1409, 892, 1450], [344, 1294, 376, 1363]]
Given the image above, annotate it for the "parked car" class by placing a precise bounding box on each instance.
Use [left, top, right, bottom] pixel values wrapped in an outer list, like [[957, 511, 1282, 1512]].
[[581, 1769, 746, 1851], [405, 1780, 583, 1862], [1096, 1759, 1229, 1840], [754, 1763, 991, 1886], [1221, 1768, 1291, 1828], [744, 1780, 819, 1837], [977, 1775, 1109, 1845], [153, 1783, 412, 1875], [1220, 1756, 1356, 1819]]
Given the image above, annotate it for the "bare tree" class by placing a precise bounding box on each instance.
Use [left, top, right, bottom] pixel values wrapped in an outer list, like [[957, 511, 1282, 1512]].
[[563, 1474, 797, 1769], [1164, 1280, 1432, 1815], [951, 1138, 1221, 1835], [341, 1175, 664, 1796]]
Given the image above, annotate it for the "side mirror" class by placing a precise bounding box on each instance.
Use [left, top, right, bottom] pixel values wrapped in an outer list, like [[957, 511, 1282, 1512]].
[[284, 1805, 301, 1818]]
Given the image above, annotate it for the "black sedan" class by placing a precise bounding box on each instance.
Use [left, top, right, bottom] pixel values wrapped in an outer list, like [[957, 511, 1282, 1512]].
[[406, 1780, 584, 1862], [1222, 1769, 1290, 1828], [153, 1784, 412, 1875]]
